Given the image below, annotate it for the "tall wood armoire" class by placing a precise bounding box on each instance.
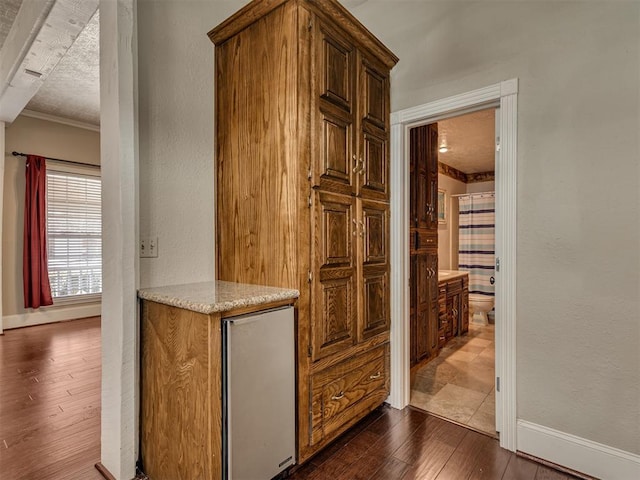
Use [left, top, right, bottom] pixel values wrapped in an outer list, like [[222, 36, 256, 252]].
[[209, 0, 398, 463], [409, 124, 440, 366]]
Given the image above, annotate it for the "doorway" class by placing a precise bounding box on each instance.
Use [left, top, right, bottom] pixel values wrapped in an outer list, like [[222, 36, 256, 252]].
[[408, 108, 498, 438], [388, 79, 518, 451]]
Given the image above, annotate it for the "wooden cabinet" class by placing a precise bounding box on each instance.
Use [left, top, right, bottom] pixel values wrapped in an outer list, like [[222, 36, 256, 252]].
[[409, 124, 439, 367], [410, 252, 438, 365], [209, 0, 397, 463], [461, 275, 470, 334], [437, 274, 470, 347], [141, 300, 222, 480], [447, 279, 462, 339], [140, 294, 297, 480]]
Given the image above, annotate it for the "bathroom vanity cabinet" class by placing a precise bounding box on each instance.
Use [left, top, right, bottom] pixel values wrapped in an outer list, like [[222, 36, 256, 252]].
[[438, 273, 470, 347], [209, 0, 398, 464]]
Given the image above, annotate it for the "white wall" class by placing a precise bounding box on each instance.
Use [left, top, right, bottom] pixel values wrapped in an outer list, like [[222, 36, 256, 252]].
[[437, 173, 465, 270], [350, 0, 639, 456], [466, 180, 494, 194], [136, 0, 234, 288], [135, 0, 640, 466], [3, 115, 100, 317]]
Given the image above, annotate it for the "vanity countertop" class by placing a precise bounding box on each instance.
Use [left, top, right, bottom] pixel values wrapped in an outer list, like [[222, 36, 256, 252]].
[[438, 270, 469, 282], [138, 280, 299, 315]]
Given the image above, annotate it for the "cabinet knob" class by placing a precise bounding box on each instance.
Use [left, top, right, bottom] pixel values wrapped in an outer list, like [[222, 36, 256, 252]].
[[369, 372, 382, 380], [331, 391, 345, 401], [352, 155, 359, 173]]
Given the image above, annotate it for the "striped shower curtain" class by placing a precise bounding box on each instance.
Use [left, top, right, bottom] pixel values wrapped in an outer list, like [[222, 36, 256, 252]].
[[458, 192, 495, 297]]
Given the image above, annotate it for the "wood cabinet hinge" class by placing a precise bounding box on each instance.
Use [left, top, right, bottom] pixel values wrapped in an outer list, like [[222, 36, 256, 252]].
[[308, 167, 312, 180], [308, 270, 313, 283], [308, 194, 312, 208]]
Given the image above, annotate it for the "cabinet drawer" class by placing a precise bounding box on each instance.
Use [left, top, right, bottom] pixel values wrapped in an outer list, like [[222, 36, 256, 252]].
[[310, 345, 388, 445], [410, 230, 437, 251], [448, 279, 463, 295]]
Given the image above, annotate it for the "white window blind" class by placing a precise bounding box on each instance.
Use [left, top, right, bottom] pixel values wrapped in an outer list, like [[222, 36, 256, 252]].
[[46, 170, 102, 299]]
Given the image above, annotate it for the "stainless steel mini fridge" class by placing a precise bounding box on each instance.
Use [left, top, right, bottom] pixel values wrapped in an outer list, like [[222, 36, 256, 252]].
[[222, 306, 296, 480]]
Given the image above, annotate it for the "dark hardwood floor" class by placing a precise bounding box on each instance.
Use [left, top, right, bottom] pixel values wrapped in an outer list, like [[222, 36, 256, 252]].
[[1, 317, 580, 480], [289, 405, 580, 480], [0, 317, 102, 480]]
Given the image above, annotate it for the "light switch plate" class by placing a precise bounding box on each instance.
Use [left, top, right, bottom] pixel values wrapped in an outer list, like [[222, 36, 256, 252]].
[[140, 237, 158, 258]]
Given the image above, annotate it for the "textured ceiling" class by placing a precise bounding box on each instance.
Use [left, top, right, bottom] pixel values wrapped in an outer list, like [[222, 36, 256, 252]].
[[437, 109, 496, 174], [25, 10, 100, 126], [0, 0, 23, 51]]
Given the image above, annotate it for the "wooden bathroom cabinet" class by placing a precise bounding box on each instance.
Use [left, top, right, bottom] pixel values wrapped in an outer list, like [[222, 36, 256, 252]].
[[409, 124, 440, 367], [438, 274, 470, 348], [208, 0, 398, 464]]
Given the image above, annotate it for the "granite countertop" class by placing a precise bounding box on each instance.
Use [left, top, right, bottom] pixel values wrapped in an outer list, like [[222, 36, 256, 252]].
[[138, 281, 299, 315], [438, 270, 469, 282]]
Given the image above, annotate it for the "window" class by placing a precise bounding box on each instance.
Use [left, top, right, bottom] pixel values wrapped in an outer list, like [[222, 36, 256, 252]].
[[46, 168, 102, 301]]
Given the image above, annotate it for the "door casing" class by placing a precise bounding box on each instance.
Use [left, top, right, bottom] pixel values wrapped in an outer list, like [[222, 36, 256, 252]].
[[388, 79, 518, 452]]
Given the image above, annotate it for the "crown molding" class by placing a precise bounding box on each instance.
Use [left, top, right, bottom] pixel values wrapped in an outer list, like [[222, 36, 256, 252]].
[[19, 109, 100, 132]]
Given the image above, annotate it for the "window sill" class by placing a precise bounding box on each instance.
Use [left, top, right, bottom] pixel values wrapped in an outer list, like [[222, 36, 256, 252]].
[[51, 294, 102, 307]]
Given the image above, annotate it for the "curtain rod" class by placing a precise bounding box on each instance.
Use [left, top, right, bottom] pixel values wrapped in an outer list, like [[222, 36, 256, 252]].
[[451, 191, 495, 197], [12, 151, 100, 169]]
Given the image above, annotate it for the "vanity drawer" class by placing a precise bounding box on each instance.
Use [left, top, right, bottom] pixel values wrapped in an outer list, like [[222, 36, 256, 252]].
[[310, 345, 388, 445], [448, 278, 463, 295]]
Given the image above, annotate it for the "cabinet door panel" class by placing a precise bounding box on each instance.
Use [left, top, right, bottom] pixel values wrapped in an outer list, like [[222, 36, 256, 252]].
[[320, 192, 352, 266], [428, 253, 438, 303], [409, 256, 418, 364], [361, 200, 388, 266], [426, 124, 439, 229], [409, 124, 438, 229], [360, 269, 389, 340], [312, 192, 357, 361], [360, 127, 389, 200], [415, 254, 430, 362], [461, 287, 469, 334], [315, 276, 354, 354], [361, 59, 387, 130], [410, 125, 429, 228], [358, 200, 389, 341], [429, 303, 439, 353], [313, 104, 355, 195], [318, 23, 354, 112], [410, 251, 438, 364]]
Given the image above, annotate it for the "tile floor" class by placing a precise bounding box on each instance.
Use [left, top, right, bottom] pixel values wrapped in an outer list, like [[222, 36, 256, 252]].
[[410, 323, 497, 437]]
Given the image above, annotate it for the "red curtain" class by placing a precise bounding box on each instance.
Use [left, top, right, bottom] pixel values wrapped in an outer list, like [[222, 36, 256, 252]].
[[23, 155, 53, 309]]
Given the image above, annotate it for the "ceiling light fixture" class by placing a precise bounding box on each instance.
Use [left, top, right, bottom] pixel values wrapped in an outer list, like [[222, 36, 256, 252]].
[[438, 145, 449, 153]]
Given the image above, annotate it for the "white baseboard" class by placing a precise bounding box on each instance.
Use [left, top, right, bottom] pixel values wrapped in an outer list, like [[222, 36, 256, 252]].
[[3, 303, 101, 329], [517, 419, 640, 479]]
